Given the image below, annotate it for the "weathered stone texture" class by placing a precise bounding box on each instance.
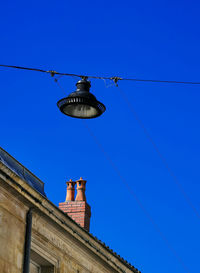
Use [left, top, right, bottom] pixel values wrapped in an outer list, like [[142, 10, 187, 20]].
[[32, 213, 113, 273], [0, 185, 27, 273]]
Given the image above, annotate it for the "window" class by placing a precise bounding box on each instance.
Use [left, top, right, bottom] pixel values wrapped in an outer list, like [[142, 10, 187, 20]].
[[30, 260, 40, 273], [30, 250, 54, 273], [30, 238, 59, 273]]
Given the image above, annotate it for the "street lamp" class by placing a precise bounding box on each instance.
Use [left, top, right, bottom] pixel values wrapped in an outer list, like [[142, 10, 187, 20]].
[[57, 78, 106, 119]]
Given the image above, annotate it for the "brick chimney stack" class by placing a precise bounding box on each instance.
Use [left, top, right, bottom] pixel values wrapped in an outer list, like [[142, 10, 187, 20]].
[[59, 177, 91, 232]]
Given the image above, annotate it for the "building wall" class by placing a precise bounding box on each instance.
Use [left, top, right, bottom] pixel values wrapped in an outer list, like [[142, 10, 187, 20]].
[[0, 183, 27, 273], [31, 213, 115, 273], [0, 182, 119, 273], [0, 162, 139, 273]]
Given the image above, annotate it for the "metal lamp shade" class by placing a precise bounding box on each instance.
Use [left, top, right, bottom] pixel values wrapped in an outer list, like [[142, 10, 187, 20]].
[[57, 79, 106, 119]]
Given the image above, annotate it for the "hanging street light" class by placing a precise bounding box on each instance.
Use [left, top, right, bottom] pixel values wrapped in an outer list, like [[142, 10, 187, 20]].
[[57, 78, 106, 119]]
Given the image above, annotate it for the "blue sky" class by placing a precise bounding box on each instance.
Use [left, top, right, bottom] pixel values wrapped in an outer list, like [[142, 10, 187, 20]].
[[1, 1, 200, 272]]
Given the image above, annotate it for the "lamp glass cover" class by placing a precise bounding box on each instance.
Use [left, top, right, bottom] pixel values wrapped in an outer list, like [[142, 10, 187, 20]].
[[62, 104, 98, 118]]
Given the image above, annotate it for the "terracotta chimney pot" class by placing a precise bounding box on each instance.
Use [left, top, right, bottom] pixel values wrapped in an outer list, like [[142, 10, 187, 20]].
[[65, 179, 76, 201], [75, 177, 87, 201]]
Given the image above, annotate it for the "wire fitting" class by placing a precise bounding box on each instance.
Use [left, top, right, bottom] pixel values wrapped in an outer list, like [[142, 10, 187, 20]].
[[80, 76, 89, 80], [47, 70, 58, 77], [110, 77, 123, 87]]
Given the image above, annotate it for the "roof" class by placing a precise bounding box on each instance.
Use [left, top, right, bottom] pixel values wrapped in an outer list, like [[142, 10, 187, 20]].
[[0, 147, 46, 196]]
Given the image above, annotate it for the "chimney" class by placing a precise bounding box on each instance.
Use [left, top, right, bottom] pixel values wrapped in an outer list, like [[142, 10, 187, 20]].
[[65, 179, 75, 201], [75, 177, 86, 201], [59, 177, 91, 232]]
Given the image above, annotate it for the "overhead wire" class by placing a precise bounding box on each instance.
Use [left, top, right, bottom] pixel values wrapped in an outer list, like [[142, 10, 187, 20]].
[[1, 64, 200, 85], [115, 82, 200, 220], [83, 121, 190, 273]]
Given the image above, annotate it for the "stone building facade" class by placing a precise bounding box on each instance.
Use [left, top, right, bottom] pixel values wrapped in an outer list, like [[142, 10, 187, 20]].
[[0, 147, 140, 273]]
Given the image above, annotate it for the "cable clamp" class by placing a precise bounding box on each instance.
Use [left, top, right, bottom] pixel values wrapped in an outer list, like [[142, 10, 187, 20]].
[[47, 70, 58, 77], [110, 77, 123, 86]]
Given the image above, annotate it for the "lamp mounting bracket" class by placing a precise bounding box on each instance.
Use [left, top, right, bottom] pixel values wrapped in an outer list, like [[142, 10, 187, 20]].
[[80, 76, 88, 81]]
